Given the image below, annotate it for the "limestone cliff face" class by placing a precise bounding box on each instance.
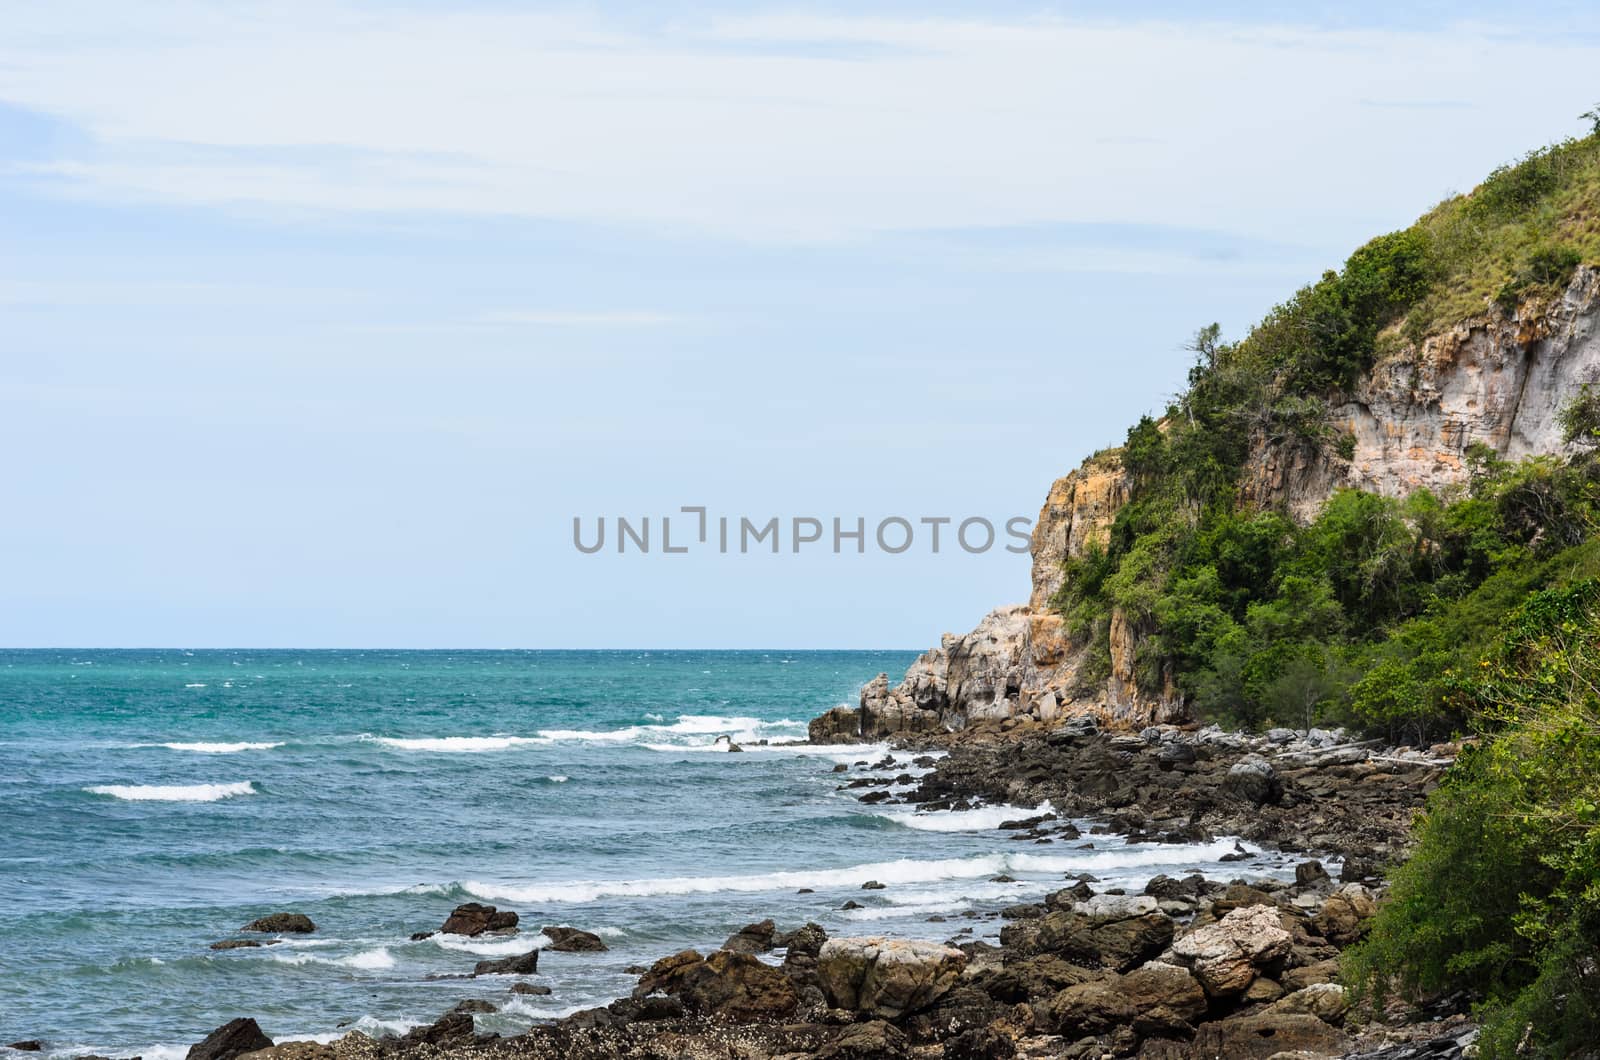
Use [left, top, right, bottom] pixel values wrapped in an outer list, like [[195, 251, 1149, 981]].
[[818, 269, 1600, 739]]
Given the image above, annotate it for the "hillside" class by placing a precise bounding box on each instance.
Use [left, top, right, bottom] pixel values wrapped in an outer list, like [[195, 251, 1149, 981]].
[[813, 128, 1600, 745]]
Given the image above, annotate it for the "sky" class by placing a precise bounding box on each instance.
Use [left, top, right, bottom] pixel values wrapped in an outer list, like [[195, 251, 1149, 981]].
[[3, 1, 1599, 649]]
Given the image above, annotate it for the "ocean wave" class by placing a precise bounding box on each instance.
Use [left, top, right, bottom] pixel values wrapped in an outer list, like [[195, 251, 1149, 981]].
[[367, 736, 547, 753], [544, 775, 570, 783], [159, 741, 283, 754], [430, 934, 542, 956], [879, 802, 1053, 832], [271, 946, 395, 970], [84, 782, 256, 802]]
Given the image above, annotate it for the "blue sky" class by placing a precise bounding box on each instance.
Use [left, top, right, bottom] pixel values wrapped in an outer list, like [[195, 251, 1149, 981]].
[[3, 2, 1598, 648]]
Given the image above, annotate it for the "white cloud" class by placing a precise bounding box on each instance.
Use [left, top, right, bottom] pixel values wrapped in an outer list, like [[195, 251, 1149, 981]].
[[1, 4, 1596, 242]]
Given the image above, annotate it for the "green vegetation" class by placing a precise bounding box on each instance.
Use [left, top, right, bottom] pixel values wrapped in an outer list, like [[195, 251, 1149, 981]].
[[1050, 126, 1600, 741], [1346, 581, 1600, 1056], [1048, 119, 1600, 1054]]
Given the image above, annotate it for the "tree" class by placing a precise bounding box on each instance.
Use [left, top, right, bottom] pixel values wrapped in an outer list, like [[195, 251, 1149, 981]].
[[1582, 103, 1600, 137]]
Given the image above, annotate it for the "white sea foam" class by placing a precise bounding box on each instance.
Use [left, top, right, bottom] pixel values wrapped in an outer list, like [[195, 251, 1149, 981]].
[[460, 838, 1256, 905], [160, 741, 283, 754], [880, 802, 1053, 832], [272, 947, 395, 970], [545, 775, 570, 783], [430, 934, 541, 957], [184, 683, 206, 688], [85, 782, 256, 802], [369, 736, 546, 753]]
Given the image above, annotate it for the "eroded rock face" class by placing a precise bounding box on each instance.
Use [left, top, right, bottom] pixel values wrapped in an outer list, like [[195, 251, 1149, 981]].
[[839, 270, 1600, 733], [816, 937, 967, 1019]]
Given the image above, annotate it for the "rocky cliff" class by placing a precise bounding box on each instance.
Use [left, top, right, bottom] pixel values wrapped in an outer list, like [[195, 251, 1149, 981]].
[[811, 267, 1600, 743]]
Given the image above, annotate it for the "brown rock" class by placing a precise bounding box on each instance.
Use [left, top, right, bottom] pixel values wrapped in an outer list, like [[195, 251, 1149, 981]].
[[240, 913, 315, 934], [186, 1019, 273, 1060], [816, 936, 967, 1019], [1187, 1012, 1344, 1058], [540, 926, 607, 952], [440, 902, 518, 937], [633, 948, 799, 1021]]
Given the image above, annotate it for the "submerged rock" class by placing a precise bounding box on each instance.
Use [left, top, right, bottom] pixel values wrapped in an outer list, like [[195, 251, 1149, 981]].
[[440, 903, 518, 937], [540, 926, 607, 952], [209, 939, 262, 951], [241, 913, 315, 934]]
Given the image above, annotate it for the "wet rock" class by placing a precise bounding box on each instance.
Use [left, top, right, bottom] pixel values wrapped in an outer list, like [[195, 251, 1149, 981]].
[[186, 1018, 274, 1060], [942, 1025, 1018, 1060], [816, 936, 967, 1019], [449, 1000, 497, 1014], [472, 949, 539, 976], [721, 918, 777, 954], [5, 1044, 42, 1053], [1143, 873, 1207, 902], [1170, 904, 1291, 998], [394, 1012, 479, 1049], [209, 939, 262, 950], [1295, 859, 1331, 889], [440, 902, 518, 937], [241, 913, 315, 934], [861, 880, 886, 890], [540, 926, 607, 952], [775, 922, 828, 958], [816, 1020, 908, 1060], [1188, 1011, 1344, 1058], [633, 948, 799, 1021], [510, 982, 552, 996]]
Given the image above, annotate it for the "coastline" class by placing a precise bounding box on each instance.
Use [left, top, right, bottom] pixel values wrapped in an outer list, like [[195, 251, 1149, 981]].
[[71, 720, 1472, 1060]]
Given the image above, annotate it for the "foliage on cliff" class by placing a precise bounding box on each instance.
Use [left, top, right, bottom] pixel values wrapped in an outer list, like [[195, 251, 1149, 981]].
[[1051, 127, 1600, 739], [1346, 582, 1600, 1057]]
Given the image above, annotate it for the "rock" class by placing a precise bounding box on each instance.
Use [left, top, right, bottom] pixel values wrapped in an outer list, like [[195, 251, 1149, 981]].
[[409, 931, 434, 941], [472, 949, 539, 976], [1281, 958, 1341, 991], [540, 926, 607, 952], [1240, 976, 1284, 1004], [943, 1025, 1018, 1060], [1294, 859, 1331, 889], [1310, 884, 1378, 946], [1268, 982, 1349, 1024], [186, 1019, 274, 1060], [450, 1000, 497, 1014], [1188, 1011, 1345, 1058], [816, 1020, 908, 1060], [840, 900, 862, 910], [1037, 979, 1134, 1038], [1143, 873, 1206, 902], [633, 948, 799, 1021], [1012, 905, 1175, 973], [1223, 755, 1281, 805], [440, 902, 518, 937], [209, 939, 262, 951], [861, 880, 886, 890], [1120, 960, 1207, 1038], [240, 913, 315, 934], [776, 922, 828, 957], [510, 982, 552, 996], [1170, 905, 1291, 998], [394, 1012, 478, 1049], [719, 919, 776, 954], [809, 705, 863, 743], [236, 1043, 334, 1060], [1076, 894, 1158, 921], [816, 936, 967, 1019], [5, 1044, 43, 1053]]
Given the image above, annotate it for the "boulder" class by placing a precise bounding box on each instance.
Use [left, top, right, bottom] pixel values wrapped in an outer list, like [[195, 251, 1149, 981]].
[[1020, 905, 1175, 972], [540, 926, 607, 952], [720, 918, 776, 954], [809, 706, 862, 743], [210, 940, 262, 951], [1294, 859, 1331, 889], [510, 982, 552, 996], [1309, 884, 1377, 946], [186, 1019, 273, 1060], [1222, 755, 1281, 805], [241, 913, 315, 934], [775, 922, 828, 958], [1187, 1011, 1344, 1058], [1170, 905, 1291, 998], [5, 1044, 43, 1053], [1267, 982, 1349, 1025], [1120, 961, 1207, 1038], [942, 1025, 1018, 1060], [440, 903, 518, 937], [394, 1012, 478, 1049], [472, 949, 539, 976], [816, 936, 967, 1019], [1036, 979, 1134, 1038], [633, 949, 799, 1021]]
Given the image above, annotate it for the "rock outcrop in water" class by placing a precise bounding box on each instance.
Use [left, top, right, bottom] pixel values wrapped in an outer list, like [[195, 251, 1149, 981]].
[[815, 269, 1600, 735]]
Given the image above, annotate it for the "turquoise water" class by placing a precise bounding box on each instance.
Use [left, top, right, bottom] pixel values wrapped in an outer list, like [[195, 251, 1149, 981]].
[[0, 650, 1278, 1055]]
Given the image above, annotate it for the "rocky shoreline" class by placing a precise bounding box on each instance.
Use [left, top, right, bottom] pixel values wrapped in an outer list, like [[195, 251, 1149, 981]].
[[64, 721, 1473, 1060]]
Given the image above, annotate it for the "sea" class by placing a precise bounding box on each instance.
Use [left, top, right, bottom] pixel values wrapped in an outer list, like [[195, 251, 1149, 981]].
[[0, 650, 1300, 1056]]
